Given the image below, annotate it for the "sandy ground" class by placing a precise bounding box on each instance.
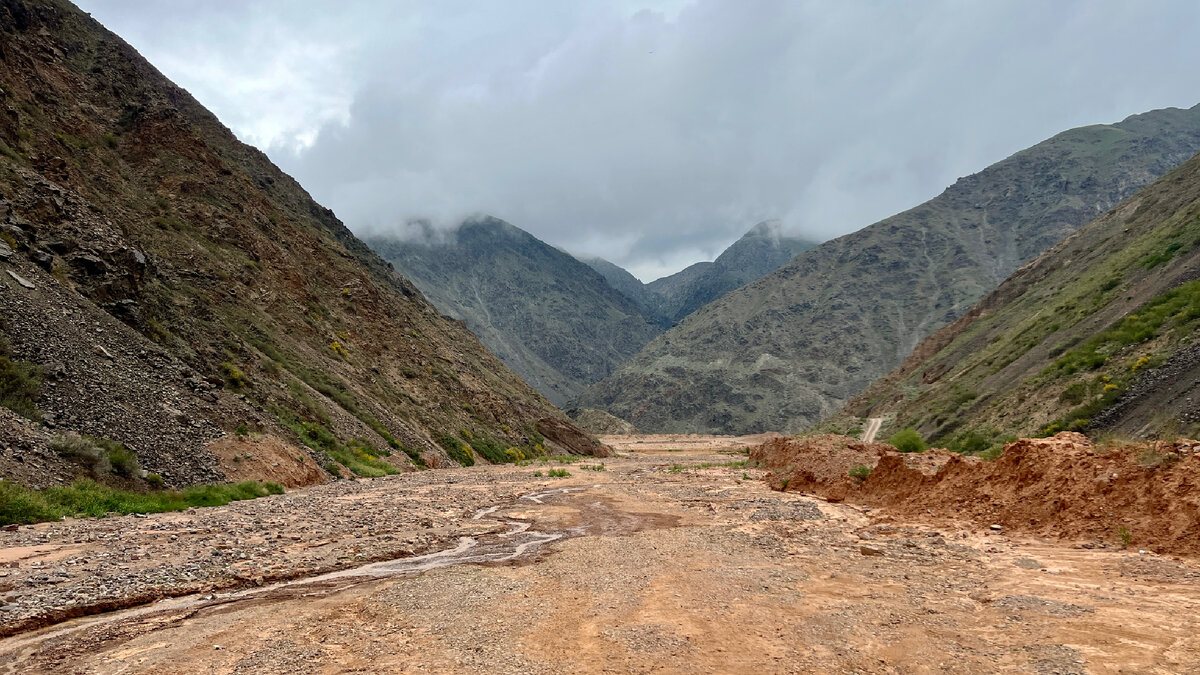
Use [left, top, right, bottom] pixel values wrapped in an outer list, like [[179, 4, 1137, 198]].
[[599, 433, 783, 453], [2, 449, 1199, 673]]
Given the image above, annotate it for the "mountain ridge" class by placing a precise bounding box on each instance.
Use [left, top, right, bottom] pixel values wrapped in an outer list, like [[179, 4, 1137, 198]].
[[367, 216, 663, 406], [576, 104, 1200, 434], [837, 147, 1200, 446]]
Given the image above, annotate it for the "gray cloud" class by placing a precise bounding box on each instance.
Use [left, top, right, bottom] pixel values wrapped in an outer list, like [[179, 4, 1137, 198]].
[[78, 0, 1200, 280]]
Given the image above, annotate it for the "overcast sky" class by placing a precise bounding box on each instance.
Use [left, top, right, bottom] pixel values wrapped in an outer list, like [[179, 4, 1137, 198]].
[[78, 1, 1200, 281]]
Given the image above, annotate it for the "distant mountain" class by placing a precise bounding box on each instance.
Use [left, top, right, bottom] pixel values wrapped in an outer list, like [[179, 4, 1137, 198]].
[[576, 104, 1200, 434], [650, 221, 818, 323], [838, 147, 1200, 447], [577, 256, 672, 327], [580, 220, 818, 327], [367, 217, 663, 406]]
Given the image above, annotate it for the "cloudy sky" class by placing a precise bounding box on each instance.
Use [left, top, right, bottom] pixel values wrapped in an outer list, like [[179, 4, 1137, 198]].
[[78, 1, 1200, 281]]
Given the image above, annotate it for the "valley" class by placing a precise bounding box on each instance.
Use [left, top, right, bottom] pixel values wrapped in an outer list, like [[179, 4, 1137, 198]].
[[2, 444, 1197, 673], [3, 1, 1200, 671]]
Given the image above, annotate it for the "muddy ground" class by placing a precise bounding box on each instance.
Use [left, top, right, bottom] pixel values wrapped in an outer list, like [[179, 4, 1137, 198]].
[[1, 447, 1198, 673]]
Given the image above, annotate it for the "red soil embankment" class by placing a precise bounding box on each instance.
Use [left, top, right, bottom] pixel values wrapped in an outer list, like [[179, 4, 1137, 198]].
[[753, 432, 1200, 556]]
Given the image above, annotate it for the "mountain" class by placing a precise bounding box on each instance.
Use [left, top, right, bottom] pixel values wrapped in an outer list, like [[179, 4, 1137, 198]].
[[366, 217, 663, 407], [580, 220, 818, 328], [0, 0, 600, 490], [576, 255, 671, 327], [576, 105, 1200, 434], [837, 150, 1200, 448], [648, 221, 819, 324]]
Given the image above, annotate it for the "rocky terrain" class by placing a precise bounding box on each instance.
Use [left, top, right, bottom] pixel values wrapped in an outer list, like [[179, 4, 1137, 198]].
[[577, 104, 1200, 434], [1, 442, 1197, 672], [367, 217, 662, 407], [840, 146, 1200, 447], [568, 407, 639, 435], [0, 0, 600, 489]]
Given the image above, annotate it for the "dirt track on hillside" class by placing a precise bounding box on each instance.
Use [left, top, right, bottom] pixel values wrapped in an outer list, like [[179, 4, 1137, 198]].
[[1, 448, 1199, 673]]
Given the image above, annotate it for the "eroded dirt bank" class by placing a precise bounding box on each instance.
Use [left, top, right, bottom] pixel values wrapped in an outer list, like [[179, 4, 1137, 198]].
[[1, 449, 1199, 673], [753, 432, 1200, 556]]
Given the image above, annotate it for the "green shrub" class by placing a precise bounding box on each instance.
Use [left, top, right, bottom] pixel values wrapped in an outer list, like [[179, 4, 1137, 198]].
[[944, 428, 1014, 456], [0, 338, 41, 421], [222, 361, 247, 390], [51, 432, 111, 473], [886, 428, 927, 453], [52, 433, 142, 478], [848, 465, 871, 483], [106, 443, 140, 478], [547, 468, 570, 478], [145, 473, 164, 488]]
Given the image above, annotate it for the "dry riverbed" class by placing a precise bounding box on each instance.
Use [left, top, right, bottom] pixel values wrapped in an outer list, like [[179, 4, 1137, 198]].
[[1, 449, 1198, 673]]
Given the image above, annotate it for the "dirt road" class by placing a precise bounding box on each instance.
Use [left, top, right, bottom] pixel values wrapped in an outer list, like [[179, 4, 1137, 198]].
[[861, 417, 884, 443], [2, 449, 1198, 673]]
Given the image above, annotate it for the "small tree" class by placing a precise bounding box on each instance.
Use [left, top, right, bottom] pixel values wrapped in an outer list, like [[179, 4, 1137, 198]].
[[887, 428, 927, 453]]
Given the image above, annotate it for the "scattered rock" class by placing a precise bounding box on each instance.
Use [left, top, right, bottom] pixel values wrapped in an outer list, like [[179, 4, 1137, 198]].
[[5, 270, 34, 289], [860, 545, 885, 557]]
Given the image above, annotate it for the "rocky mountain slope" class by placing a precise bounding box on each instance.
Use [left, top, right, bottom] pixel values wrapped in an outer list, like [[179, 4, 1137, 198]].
[[575, 256, 671, 328], [367, 217, 663, 407], [581, 220, 817, 328], [0, 0, 600, 489], [646, 220, 818, 324], [838, 149, 1200, 447], [577, 104, 1200, 434]]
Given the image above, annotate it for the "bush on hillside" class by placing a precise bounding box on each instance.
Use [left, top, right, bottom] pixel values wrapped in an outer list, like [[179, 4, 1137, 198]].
[[886, 428, 927, 453]]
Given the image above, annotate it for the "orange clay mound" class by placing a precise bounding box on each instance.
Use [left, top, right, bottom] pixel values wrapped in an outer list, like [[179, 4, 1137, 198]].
[[749, 434, 894, 502], [753, 432, 1200, 556]]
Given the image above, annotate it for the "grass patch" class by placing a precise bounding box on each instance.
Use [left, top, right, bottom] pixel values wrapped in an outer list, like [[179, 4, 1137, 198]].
[[0, 337, 41, 421], [0, 479, 283, 525], [848, 464, 871, 483], [326, 439, 399, 478], [1047, 280, 1200, 377], [278, 412, 399, 477], [547, 468, 570, 478], [436, 431, 474, 467], [580, 463, 606, 472]]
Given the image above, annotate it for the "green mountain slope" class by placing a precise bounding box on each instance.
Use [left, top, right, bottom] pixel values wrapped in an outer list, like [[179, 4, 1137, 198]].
[[839, 150, 1200, 446], [367, 217, 663, 406], [576, 105, 1200, 434], [0, 0, 594, 488]]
